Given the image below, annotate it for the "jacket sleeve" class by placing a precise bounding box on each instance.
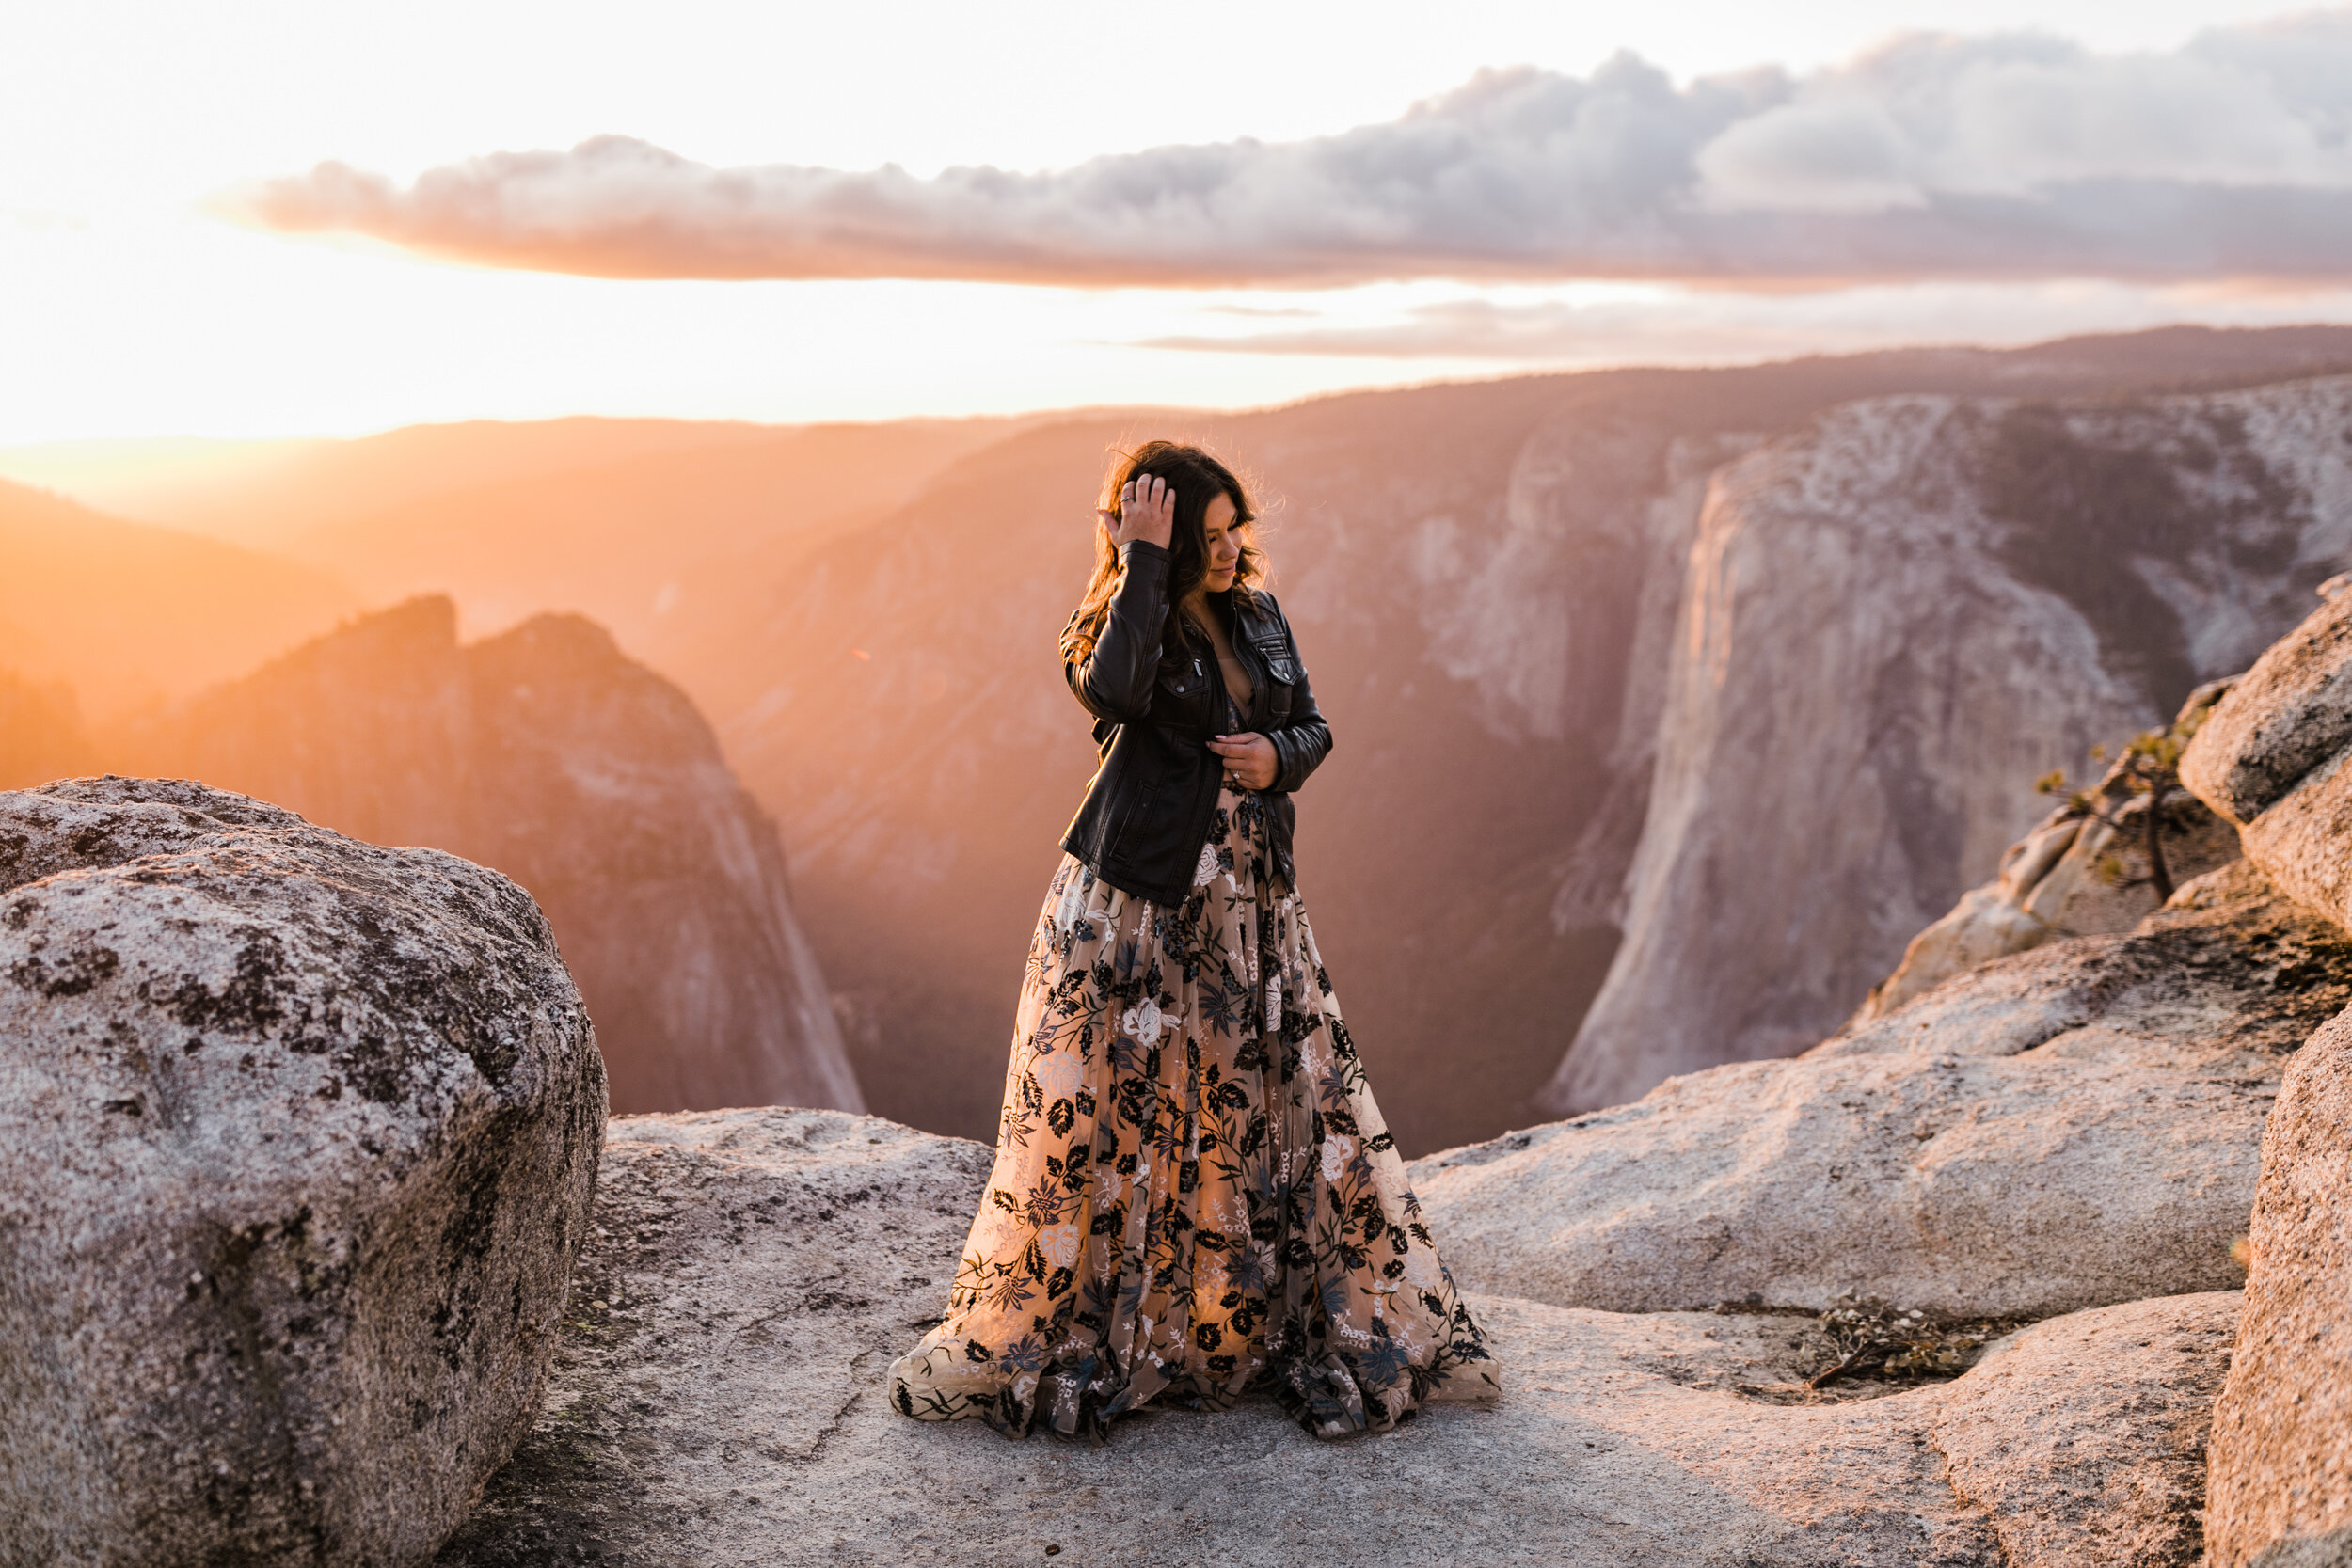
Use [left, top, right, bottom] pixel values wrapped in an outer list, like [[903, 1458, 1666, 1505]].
[[1064, 540, 1170, 723], [1266, 605, 1333, 794]]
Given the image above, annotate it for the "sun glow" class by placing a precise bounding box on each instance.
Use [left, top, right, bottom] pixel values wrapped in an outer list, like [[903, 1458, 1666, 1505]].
[[5, 0, 2346, 441]]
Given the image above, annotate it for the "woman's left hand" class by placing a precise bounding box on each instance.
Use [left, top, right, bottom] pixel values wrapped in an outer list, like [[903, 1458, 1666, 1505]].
[[1209, 732, 1279, 791]]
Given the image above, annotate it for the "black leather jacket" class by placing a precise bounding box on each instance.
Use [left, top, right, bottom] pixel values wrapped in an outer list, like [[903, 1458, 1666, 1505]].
[[1059, 540, 1333, 907]]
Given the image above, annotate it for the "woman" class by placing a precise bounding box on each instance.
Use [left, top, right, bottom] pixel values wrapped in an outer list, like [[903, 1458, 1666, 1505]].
[[889, 442, 1498, 1441]]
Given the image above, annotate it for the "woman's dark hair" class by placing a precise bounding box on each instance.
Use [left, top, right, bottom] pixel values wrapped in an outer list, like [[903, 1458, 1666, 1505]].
[[1061, 440, 1267, 663]]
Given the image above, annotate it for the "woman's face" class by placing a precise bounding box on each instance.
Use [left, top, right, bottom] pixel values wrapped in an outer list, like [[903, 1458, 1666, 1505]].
[[1201, 493, 1242, 592]]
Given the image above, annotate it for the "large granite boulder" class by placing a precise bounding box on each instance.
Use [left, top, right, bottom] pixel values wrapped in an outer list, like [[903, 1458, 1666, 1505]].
[[2179, 585, 2352, 1562], [1934, 1291, 2238, 1568], [0, 778, 605, 1567], [437, 1107, 2234, 1567], [2204, 1008, 2352, 1566], [2181, 580, 2352, 829], [1411, 860, 2351, 1318], [2187, 584, 2352, 938]]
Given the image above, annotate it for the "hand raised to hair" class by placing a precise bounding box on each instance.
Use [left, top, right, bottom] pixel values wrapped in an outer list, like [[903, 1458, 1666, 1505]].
[[1098, 473, 1175, 551]]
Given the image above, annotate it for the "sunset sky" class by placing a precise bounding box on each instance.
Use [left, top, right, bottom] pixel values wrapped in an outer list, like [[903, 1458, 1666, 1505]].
[[8, 0, 2352, 444]]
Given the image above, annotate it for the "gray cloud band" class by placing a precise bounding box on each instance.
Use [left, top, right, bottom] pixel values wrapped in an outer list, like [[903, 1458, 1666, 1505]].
[[226, 19, 2352, 287]]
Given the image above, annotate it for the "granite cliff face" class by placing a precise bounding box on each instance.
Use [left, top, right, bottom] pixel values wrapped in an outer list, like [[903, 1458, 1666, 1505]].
[[115, 596, 861, 1117], [1551, 376, 2352, 1114], [1850, 679, 2243, 1028]]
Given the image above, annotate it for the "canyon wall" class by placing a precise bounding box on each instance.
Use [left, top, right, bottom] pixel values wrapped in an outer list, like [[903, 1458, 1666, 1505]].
[[36, 528, 2351, 1566], [1551, 377, 2352, 1113], [711, 331, 2352, 1149], [115, 596, 861, 1116], [25, 404, 2352, 1567]]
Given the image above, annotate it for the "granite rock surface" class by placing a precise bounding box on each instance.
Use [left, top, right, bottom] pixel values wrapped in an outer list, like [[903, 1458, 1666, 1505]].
[[1851, 680, 2242, 1027], [0, 777, 606, 1568], [1933, 1291, 2239, 1568], [2182, 579, 2352, 827], [2204, 1009, 2352, 1566], [1414, 861, 2349, 1319], [435, 1109, 2239, 1568], [2180, 581, 2352, 1566], [2188, 588, 2352, 947]]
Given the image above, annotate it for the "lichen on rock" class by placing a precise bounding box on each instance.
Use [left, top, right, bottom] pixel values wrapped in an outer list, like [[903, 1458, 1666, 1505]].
[[0, 776, 606, 1568]]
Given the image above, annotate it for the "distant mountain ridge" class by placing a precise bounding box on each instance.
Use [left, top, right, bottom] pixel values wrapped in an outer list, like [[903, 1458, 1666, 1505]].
[[0, 413, 1046, 553], [0, 419, 783, 547], [267, 418, 1051, 668], [0, 479, 357, 720], [110, 596, 861, 1116], [0, 673, 88, 790]]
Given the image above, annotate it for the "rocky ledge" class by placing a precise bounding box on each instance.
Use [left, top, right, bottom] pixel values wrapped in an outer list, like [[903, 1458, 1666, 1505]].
[[438, 586, 2352, 1564], [437, 1109, 2232, 1568], [1412, 857, 2350, 1320], [29, 580, 2352, 1562]]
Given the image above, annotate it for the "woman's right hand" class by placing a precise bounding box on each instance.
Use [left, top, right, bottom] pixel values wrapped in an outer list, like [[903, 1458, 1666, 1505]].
[[1099, 473, 1174, 550]]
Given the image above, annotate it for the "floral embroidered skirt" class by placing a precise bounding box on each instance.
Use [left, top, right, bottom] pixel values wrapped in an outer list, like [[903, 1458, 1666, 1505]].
[[887, 785, 1500, 1442]]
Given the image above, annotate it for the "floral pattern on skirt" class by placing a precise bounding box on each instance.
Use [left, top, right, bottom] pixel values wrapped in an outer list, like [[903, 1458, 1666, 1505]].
[[888, 784, 1500, 1441]]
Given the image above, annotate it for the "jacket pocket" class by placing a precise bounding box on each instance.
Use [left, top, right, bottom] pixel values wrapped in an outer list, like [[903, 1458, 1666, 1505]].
[[1251, 636, 1297, 720], [1106, 783, 1161, 869], [1155, 654, 1213, 730]]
